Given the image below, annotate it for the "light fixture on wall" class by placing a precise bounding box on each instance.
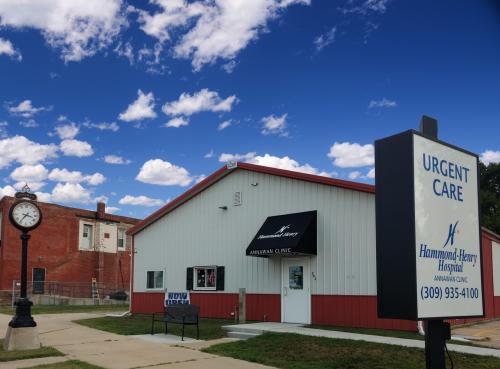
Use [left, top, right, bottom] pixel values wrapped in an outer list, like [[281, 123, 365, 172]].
[[218, 206, 228, 210]]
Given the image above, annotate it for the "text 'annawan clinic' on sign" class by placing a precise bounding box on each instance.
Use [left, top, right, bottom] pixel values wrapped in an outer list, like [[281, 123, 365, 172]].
[[375, 130, 484, 320]]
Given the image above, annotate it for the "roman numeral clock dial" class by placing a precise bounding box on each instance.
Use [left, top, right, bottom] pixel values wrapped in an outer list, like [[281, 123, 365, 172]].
[[9, 200, 42, 231]]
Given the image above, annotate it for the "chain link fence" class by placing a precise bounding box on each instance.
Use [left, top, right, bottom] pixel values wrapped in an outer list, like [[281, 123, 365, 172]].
[[0, 281, 129, 306]]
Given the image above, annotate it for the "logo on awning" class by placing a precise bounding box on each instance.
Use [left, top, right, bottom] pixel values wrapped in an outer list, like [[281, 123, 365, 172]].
[[257, 224, 299, 240]]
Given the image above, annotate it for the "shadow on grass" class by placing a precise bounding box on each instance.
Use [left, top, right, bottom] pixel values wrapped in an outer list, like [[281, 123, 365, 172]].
[[74, 314, 231, 340], [203, 332, 500, 369]]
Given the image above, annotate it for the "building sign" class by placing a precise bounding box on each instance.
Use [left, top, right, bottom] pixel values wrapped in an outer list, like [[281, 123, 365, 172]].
[[246, 210, 317, 257], [375, 130, 484, 320], [165, 291, 190, 306], [413, 134, 482, 318]]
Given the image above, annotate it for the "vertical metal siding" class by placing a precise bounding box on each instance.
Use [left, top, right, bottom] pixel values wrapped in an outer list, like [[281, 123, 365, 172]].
[[134, 170, 377, 297]]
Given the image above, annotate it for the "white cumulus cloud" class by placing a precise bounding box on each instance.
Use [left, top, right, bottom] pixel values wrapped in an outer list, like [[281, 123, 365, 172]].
[[48, 168, 105, 185], [19, 119, 38, 128], [164, 117, 189, 128], [85, 173, 106, 186], [261, 113, 288, 136], [119, 194, 164, 207], [0, 136, 58, 169], [480, 150, 500, 166], [219, 152, 329, 176], [328, 142, 374, 168], [0, 0, 126, 62], [218, 120, 232, 130], [162, 88, 237, 116], [50, 183, 92, 204], [8, 100, 50, 118], [136, 159, 193, 186], [13, 181, 46, 191], [10, 164, 49, 183], [348, 171, 362, 180], [0, 37, 22, 61], [0, 185, 16, 199], [136, 0, 310, 70], [48, 168, 84, 183], [83, 121, 119, 132], [106, 206, 120, 214], [219, 152, 257, 163], [54, 123, 79, 139], [119, 89, 157, 122], [60, 139, 94, 157], [104, 155, 131, 165]]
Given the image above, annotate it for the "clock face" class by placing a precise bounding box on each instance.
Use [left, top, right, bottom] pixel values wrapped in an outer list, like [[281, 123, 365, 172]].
[[11, 201, 41, 230]]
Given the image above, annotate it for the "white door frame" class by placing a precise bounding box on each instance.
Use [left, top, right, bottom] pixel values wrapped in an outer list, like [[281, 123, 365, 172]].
[[280, 257, 311, 324]]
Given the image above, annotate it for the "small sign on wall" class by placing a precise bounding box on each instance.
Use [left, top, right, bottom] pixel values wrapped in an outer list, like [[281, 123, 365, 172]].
[[375, 130, 484, 320], [165, 291, 190, 306]]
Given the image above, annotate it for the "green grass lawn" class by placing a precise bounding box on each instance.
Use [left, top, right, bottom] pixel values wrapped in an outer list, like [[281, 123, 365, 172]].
[[0, 304, 128, 315], [203, 332, 500, 369], [0, 339, 63, 362], [74, 314, 230, 340], [22, 360, 105, 369]]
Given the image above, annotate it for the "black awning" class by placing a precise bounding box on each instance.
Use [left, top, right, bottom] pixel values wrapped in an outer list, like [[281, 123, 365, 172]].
[[246, 210, 317, 257]]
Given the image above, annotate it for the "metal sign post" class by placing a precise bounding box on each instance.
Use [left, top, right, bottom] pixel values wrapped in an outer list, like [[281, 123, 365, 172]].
[[420, 116, 450, 369]]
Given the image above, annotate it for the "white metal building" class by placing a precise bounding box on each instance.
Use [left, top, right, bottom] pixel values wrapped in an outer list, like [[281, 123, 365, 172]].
[[129, 162, 499, 330]]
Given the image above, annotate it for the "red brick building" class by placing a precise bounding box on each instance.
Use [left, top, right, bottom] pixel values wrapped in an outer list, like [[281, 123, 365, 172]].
[[0, 196, 140, 300]]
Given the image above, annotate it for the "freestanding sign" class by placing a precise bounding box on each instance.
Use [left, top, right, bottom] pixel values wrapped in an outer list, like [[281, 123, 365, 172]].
[[375, 129, 484, 321]]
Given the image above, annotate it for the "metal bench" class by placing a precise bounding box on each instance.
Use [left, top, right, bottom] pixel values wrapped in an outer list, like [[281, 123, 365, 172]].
[[151, 304, 200, 341]]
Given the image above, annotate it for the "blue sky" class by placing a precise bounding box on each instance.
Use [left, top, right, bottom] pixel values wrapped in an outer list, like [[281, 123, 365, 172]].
[[0, 0, 499, 218]]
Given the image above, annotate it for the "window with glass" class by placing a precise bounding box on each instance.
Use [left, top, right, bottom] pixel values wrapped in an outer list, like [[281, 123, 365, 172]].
[[117, 228, 126, 250], [146, 271, 164, 289], [289, 266, 303, 290], [194, 266, 217, 290]]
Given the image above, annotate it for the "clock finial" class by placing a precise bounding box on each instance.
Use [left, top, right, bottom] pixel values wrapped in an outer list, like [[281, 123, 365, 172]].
[[22, 183, 31, 193], [15, 183, 37, 201]]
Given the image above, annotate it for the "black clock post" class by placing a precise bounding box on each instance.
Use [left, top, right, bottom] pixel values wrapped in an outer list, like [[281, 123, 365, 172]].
[[9, 230, 36, 328], [4, 185, 42, 351]]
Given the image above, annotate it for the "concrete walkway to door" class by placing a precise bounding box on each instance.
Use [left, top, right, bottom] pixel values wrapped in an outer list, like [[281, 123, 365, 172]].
[[0, 312, 274, 369], [223, 322, 500, 358]]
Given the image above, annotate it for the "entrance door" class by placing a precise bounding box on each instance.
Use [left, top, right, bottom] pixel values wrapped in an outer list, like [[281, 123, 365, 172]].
[[281, 258, 310, 324], [32, 268, 45, 294]]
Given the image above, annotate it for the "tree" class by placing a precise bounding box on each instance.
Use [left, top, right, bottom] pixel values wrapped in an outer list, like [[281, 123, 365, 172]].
[[480, 162, 500, 235]]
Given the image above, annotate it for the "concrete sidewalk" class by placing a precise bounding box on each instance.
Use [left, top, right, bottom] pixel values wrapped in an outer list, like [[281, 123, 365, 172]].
[[224, 322, 500, 358], [0, 313, 273, 369], [453, 319, 500, 349]]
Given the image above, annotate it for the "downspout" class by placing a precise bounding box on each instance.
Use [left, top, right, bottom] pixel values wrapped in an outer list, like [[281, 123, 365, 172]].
[[106, 232, 133, 318]]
